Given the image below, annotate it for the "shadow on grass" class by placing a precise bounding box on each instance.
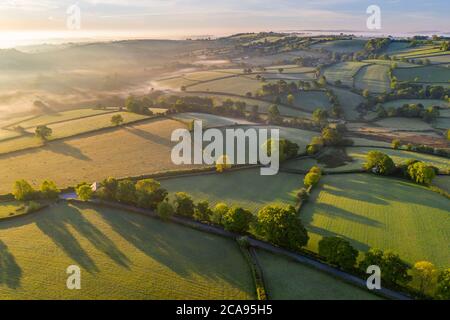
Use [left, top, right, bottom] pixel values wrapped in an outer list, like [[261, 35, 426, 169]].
[[123, 126, 173, 147], [46, 140, 91, 161], [0, 240, 22, 289], [35, 205, 130, 272]]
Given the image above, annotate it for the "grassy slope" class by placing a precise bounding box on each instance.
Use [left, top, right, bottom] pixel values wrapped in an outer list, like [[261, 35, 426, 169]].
[[393, 66, 450, 83], [0, 202, 255, 299], [0, 118, 193, 194], [354, 64, 391, 94], [162, 168, 302, 214], [256, 250, 381, 300], [323, 62, 368, 87], [187, 76, 263, 95], [311, 40, 366, 53], [329, 86, 364, 120], [301, 174, 450, 268]]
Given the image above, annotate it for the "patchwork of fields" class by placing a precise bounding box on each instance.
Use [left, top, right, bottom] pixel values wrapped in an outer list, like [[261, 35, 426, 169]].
[[0, 202, 255, 299], [301, 174, 450, 268]]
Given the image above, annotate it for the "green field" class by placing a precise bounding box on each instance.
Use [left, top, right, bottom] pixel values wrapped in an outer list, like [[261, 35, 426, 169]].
[[285, 91, 331, 112], [301, 174, 450, 268], [0, 202, 255, 299], [187, 76, 264, 95], [323, 62, 368, 87], [433, 175, 450, 193], [256, 250, 381, 300], [311, 39, 367, 53], [374, 117, 435, 131], [162, 168, 302, 213], [393, 65, 450, 83], [355, 64, 391, 94], [329, 87, 364, 120], [172, 112, 256, 128]]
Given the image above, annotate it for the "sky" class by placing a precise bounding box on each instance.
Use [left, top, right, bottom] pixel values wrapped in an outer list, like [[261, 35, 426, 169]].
[[0, 0, 449, 44]]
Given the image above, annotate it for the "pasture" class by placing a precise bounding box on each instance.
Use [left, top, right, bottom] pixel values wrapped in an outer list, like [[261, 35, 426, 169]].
[[374, 117, 435, 131], [0, 202, 28, 219], [0, 118, 193, 194], [310, 39, 367, 53], [323, 62, 368, 87], [172, 112, 256, 128], [393, 65, 450, 83], [0, 202, 255, 299], [187, 76, 264, 95], [286, 91, 331, 112], [354, 64, 391, 94], [329, 86, 364, 120], [301, 174, 450, 268], [256, 250, 381, 300], [162, 168, 302, 214]]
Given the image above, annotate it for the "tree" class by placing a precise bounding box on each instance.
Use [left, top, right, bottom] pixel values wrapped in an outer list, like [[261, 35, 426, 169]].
[[391, 139, 401, 149], [111, 114, 124, 126], [100, 177, 118, 200], [216, 154, 232, 173], [312, 108, 328, 126], [267, 105, 282, 124], [287, 94, 295, 106], [76, 183, 93, 201], [412, 261, 437, 295], [116, 179, 136, 204], [318, 237, 358, 270], [35, 125, 52, 140], [436, 269, 450, 300], [362, 89, 370, 98], [210, 203, 229, 225], [359, 249, 411, 286], [40, 180, 59, 199], [223, 207, 253, 233], [13, 179, 35, 201], [321, 127, 342, 146], [407, 161, 436, 185], [193, 200, 212, 222], [364, 151, 395, 175], [256, 204, 309, 251], [174, 192, 195, 217], [304, 172, 320, 188], [296, 188, 309, 202], [135, 179, 167, 209], [156, 201, 174, 221]]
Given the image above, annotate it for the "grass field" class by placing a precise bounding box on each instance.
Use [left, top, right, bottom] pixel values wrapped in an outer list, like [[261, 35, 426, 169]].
[[329, 87, 364, 120], [285, 91, 331, 112], [187, 76, 264, 95], [374, 117, 435, 131], [433, 175, 450, 193], [172, 112, 256, 128], [323, 62, 368, 87], [354, 64, 391, 94], [301, 174, 450, 268], [311, 39, 367, 53], [0, 118, 194, 194], [0, 202, 255, 299], [161, 168, 302, 213], [347, 147, 450, 171], [433, 117, 450, 130], [393, 65, 450, 83], [0, 202, 27, 219], [256, 250, 381, 300]]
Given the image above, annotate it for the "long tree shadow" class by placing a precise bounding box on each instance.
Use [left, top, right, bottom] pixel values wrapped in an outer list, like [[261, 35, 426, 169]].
[[122, 126, 173, 147], [313, 203, 384, 228], [306, 225, 371, 252], [0, 239, 22, 289], [45, 140, 91, 161], [92, 204, 251, 290], [35, 204, 130, 272]]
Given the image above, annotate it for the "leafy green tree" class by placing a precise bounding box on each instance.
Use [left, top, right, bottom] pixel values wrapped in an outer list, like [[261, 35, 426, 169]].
[[256, 205, 309, 250], [321, 127, 342, 146], [193, 200, 212, 222], [111, 114, 124, 126], [412, 261, 437, 295], [210, 203, 229, 225], [116, 179, 136, 204], [436, 269, 450, 300], [391, 139, 401, 149], [223, 207, 253, 233], [40, 180, 59, 199], [287, 94, 295, 106], [304, 172, 320, 188], [296, 188, 310, 202], [312, 108, 328, 126], [174, 192, 195, 217], [407, 161, 436, 185], [76, 184, 93, 201], [156, 201, 174, 221], [13, 179, 36, 201], [267, 105, 282, 124], [364, 151, 395, 175], [135, 179, 167, 209], [35, 125, 52, 140], [100, 177, 119, 200], [359, 248, 411, 286], [318, 237, 358, 270], [264, 138, 299, 162]]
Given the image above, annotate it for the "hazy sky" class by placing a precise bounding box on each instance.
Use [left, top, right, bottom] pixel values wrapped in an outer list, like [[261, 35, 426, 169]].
[[0, 0, 449, 36]]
